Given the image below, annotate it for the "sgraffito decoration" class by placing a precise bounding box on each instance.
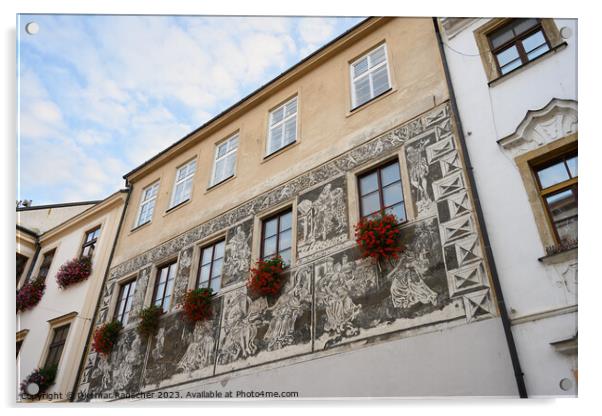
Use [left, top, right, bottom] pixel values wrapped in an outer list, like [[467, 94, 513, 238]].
[[77, 103, 495, 399]]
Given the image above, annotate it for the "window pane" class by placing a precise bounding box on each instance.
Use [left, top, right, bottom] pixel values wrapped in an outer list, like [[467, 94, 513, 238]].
[[489, 27, 515, 49], [371, 65, 390, 96], [496, 46, 520, 67], [537, 161, 571, 188], [283, 116, 296, 144], [545, 189, 578, 242], [513, 18, 539, 36], [359, 172, 378, 195], [353, 76, 371, 107], [383, 183, 404, 207], [566, 156, 577, 177], [352, 57, 369, 78], [224, 153, 236, 178], [228, 135, 239, 150], [217, 142, 228, 158], [201, 247, 213, 265], [386, 203, 407, 222], [522, 31, 546, 53], [210, 276, 222, 293], [211, 258, 223, 278], [279, 229, 292, 251], [199, 264, 211, 283], [269, 126, 283, 152], [369, 45, 386, 67], [279, 211, 292, 231], [284, 98, 297, 116], [526, 44, 549, 61], [263, 236, 277, 257], [500, 58, 522, 74], [380, 163, 401, 186], [264, 218, 278, 237], [271, 107, 284, 126], [279, 248, 291, 266], [214, 240, 225, 259], [361, 192, 381, 217], [214, 158, 225, 183]]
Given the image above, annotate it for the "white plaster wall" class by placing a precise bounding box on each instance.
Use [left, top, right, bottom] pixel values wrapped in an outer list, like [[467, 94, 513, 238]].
[[16, 205, 122, 400], [442, 18, 578, 396], [160, 318, 518, 398], [18, 204, 95, 234]]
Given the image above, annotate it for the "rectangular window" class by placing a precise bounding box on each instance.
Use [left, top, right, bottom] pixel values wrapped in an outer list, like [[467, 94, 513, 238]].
[[114, 279, 137, 325], [261, 209, 292, 266], [350, 43, 391, 109], [212, 134, 239, 186], [81, 226, 101, 258], [533, 152, 578, 244], [135, 181, 160, 227], [44, 324, 70, 368], [37, 249, 56, 282], [488, 18, 551, 75], [358, 160, 406, 221], [267, 97, 298, 155], [152, 262, 177, 312], [197, 240, 225, 293], [17, 253, 28, 283], [170, 159, 196, 208]]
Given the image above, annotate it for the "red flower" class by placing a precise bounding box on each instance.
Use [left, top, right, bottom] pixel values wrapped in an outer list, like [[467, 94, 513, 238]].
[[180, 288, 213, 322], [16, 277, 46, 312], [247, 256, 286, 297], [92, 320, 122, 356], [354, 213, 406, 263]]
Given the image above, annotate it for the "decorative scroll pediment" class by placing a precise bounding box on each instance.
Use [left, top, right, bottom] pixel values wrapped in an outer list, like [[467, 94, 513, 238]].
[[498, 98, 577, 159]]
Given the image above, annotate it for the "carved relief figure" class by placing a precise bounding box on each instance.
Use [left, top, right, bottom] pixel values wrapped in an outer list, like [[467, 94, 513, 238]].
[[224, 225, 251, 278], [298, 182, 347, 257], [388, 252, 437, 309], [218, 291, 267, 364], [263, 268, 311, 351], [177, 320, 215, 373], [407, 142, 433, 215], [113, 335, 141, 392]]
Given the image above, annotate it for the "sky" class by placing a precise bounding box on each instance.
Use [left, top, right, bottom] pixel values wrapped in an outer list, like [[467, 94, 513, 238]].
[[17, 15, 364, 205]]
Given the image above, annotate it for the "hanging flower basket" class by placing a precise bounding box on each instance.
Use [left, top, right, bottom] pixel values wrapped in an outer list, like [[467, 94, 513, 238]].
[[137, 304, 164, 338], [20, 364, 57, 399], [92, 320, 123, 357], [180, 288, 213, 323], [56, 256, 92, 289], [16, 277, 46, 312], [354, 213, 405, 264], [247, 256, 286, 298]]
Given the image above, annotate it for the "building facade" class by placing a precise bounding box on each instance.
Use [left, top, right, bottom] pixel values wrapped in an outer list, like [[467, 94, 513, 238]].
[[16, 193, 127, 401], [439, 18, 578, 396], [73, 17, 527, 399]]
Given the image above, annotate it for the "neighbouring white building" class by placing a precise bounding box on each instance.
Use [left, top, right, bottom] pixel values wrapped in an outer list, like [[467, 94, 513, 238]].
[[16, 192, 127, 401], [439, 17, 578, 397]]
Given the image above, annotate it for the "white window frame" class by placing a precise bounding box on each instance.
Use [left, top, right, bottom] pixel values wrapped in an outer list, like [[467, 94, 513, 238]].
[[169, 159, 197, 209], [211, 133, 239, 186], [135, 181, 160, 227], [266, 96, 298, 156], [349, 43, 391, 109]]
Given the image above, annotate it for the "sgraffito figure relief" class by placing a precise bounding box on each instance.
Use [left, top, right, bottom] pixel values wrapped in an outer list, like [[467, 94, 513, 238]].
[[177, 320, 215, 373], [406, 141, 434, 217], [389, 252, 437, 309], [264, 267, 312, 351], [222, 221, 252, 286], [297, 177, 348, 258], [218, 291, 267, 365]]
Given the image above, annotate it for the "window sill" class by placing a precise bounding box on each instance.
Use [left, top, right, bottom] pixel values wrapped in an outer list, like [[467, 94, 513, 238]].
[[205, 174, 236, 194], [164, 199, 191, 216], [261, 140, 299, 164], [347, 87, 396, 117], [488, 42, 568, 88], [538, 246, 577, 265], [130, 220, 151, 234]]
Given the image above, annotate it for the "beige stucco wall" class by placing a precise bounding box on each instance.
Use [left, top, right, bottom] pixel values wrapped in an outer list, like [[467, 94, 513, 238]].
[[114, 17, 449, 266], [16, 194, 125, 401]]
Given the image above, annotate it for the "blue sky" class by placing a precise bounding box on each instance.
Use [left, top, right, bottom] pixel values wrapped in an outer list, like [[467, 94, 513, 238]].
[[17, 15, 364, 205]]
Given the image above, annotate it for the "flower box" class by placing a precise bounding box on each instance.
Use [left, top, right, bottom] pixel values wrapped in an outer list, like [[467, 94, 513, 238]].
[[247, 256, 286, 298], [354, 213, 405, 263], [20, 364, 57, 399], [92, 320, 122, 356], [56, 256, 92, 289], [16, 277, 45, 312], [180, 288, 213, 322], [137, 304, 164, 338]]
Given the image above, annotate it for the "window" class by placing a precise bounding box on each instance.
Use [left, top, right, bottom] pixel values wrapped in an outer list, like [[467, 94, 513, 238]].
[[533, 152, 578, 245], [44, 324, 70, 368], [197, 240, 225, 293], [488, 18, 551, 75], [135, 181, 160, 227], [152, 262, 177, 312], [170, 159, 196, 208], [212, 134, 239, 186], [37, 249, 56, 282], [261, 209, 292, 266], [267, 97, 297, 155], [17, 253, 28, 283], [358, 160, 406, 221], [114, 279, 137, 325], [350, 43, 391, 109], [81, 226, 100, 258]]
